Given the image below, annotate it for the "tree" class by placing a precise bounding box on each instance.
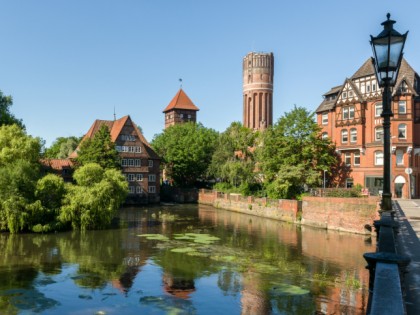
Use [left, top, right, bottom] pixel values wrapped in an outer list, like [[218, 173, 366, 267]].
[[59, 163, 128, 230], [75, 125, 120, 169], [208, 122, 258, 190], [256, 106, 337, 199], [0, 90, 24, 128], [151, 122, 218, 187], [44, 136, 80, 159]]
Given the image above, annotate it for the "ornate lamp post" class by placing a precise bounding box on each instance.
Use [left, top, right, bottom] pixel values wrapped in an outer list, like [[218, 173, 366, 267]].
[[370, 13, 407, 212]]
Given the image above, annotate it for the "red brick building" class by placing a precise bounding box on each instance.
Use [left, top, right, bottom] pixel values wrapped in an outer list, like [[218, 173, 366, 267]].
[[163, 88, 199, 129], [243, 52, 274, 130], [316, 58, 420, 198], [71, 115, 161, 204]]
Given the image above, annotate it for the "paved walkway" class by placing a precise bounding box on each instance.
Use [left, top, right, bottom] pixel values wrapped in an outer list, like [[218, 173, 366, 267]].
[[394, 199, 420, 315]]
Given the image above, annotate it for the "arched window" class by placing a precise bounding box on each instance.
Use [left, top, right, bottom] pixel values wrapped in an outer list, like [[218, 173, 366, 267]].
[[341, 129, 348, 143], [398, 124, 407, 139], [375, 127, 384, 141], [396, 149, 404, 165], [350, 128, 357, 143], [375, 151, 384, 166]]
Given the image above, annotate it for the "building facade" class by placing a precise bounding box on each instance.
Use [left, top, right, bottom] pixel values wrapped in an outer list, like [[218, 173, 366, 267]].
[[316, 58, 420, 198], [71, 115, 161, 204], [163, 89, 199, 129], [243, 52, 274, 130]]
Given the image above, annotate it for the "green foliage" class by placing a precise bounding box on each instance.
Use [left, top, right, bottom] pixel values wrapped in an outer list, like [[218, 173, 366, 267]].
[[0, 90, 24, 128], [324, 187, 362, 198], [208, 122, 257, 188], [43, 136, 80, 159], [59, 163, 128, 230], [35, 174, 65, 211], [75, 125, 120, 169], [151, 122, 218, 187], [256, 106, 338, 199]]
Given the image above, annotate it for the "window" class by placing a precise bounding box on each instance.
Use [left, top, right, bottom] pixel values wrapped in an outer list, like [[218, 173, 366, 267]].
[[398, 124, 407, 139], [373, 83, 376, 91], [128, 186, 135, 194], [322, 132, 328, 140], [367, 85, 371, 93], [375, 103, 383, 117], [116, 146, 122, 152], [148, 160, 153, 167], [135, 159, 141, 167], [148, 186, 156, 193], [375, 151, 384, 165], [341, 129, 348, 143], [121, 135, 136, 142], [345, 153, 351, 166], [135, 146, 141, 153], [398, 101, 407, 114], [349, 91, 353, 97], [188, 114, 192, 119], [342, 92, 347, 99], [350, 128, 357, 143], [342, 106, 355, 120], [180, 114, 184, 118], [354, 152, 360, 166], [127, 174, 135, 182], [375, 127, 384, 141], [396, 149, 404, 165], [322, 113, 328, 125], [148, 174, 156, 182], [346, 179, 354, 188], [128, 159, 135, 167], [136, 174, 143, 181], [136, 186, 143, 194], [121, 159, 128, 167]]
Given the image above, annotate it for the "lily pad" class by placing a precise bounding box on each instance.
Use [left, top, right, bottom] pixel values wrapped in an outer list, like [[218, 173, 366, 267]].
[[137, 234, 170, 241], [173, 233, 220, 244], [269, 283, 310, 296], [171, 247, 197, 253]]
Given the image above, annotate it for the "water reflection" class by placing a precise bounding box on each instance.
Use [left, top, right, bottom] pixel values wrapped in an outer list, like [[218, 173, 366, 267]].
[[0, 204, 375, 314]]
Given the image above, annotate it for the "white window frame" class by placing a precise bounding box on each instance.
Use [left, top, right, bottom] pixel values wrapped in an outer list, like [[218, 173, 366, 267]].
[[148, 174, 156, 182], [322, 113, 328, 125], [127, 174, 135, 182], [375, 127, 384, 141], [344, 152, 351, 166], [375, 151, 384, 166], [136, 186, 143, 194], [398, 124, 407, 139], [375, 103, 383, 117], [128, 186, 135, 194], [136, 174, 143, 181], [350, 128, 357, 143], [148, 186, 156, 193], [354, 152, 360, 166], [148, 160, 153, 167], [135, 159, 141, 167], [398, 101, 407, 114], [341, 129, 348, 143], [321, 132, 328, 140]]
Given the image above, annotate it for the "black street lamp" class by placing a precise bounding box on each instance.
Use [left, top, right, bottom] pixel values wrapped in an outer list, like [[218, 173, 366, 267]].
[[371, 13, 407, 212]]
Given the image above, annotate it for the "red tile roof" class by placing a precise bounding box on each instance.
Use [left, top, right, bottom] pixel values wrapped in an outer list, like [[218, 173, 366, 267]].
[[70, 115, 160, 160], [40, 159, 73, 170], [163, 89, 200, 113]]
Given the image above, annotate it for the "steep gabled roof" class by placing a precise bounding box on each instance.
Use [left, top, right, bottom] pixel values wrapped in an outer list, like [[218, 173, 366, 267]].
[[70, 115, 160, 160], [351, 58, 375, 79], [163, 89, 199, 113], [40, 159, 73, 170], [316, 85, 342, 113], [394, 59, 419, 96]]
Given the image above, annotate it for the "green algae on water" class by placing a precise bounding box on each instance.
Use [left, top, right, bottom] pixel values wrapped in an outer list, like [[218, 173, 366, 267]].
[[173, 233, 220, 244], [269, 283, 310, 296]]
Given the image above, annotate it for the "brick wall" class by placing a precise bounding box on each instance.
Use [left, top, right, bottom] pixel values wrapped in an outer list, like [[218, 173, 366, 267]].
[[199, 190, 380, 234], [301, 196, 380, 234]]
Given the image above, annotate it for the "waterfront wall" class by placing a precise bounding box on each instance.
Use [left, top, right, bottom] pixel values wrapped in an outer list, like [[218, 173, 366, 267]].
[[199, 190, 380, 234]]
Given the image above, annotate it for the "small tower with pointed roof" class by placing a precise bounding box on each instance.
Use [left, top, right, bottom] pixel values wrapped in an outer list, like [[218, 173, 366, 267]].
[[163, 89, 199, 129]]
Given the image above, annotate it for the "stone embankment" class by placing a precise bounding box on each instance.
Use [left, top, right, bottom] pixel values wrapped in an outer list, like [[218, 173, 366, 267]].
[[199, 189, 380, 234]]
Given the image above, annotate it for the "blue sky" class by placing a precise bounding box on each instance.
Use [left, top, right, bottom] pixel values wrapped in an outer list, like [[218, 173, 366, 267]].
[[1, 0, 420, 147]]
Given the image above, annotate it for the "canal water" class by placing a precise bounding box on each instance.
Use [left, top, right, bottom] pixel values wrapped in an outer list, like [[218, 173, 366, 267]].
[[0, 204, 375, 314]]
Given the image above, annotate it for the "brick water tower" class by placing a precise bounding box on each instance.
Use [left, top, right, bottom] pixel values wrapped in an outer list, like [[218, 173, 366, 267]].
[[242, 52, 274, 130]]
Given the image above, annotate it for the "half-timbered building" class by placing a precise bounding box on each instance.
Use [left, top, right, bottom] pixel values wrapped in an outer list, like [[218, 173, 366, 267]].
[[316, 58, 420, 198]]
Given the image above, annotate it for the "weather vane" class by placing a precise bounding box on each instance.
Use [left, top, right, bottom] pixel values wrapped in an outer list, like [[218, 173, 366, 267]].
[[179, 78, 183, 89]]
